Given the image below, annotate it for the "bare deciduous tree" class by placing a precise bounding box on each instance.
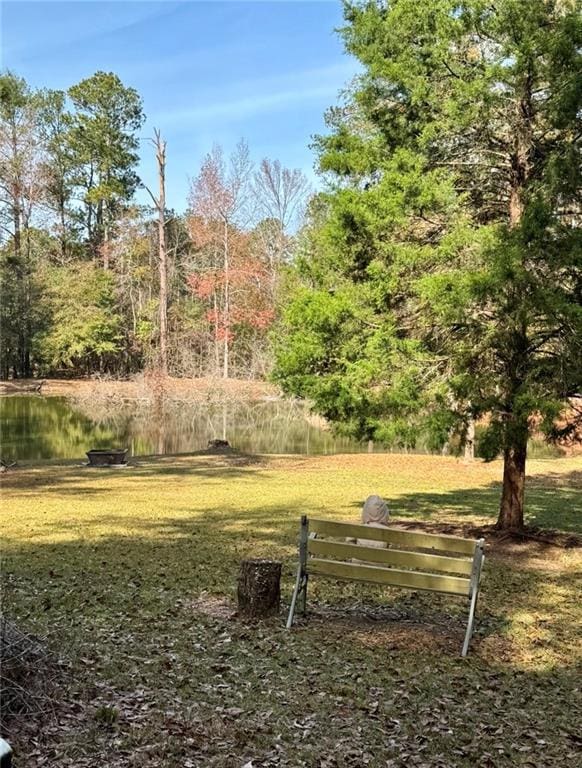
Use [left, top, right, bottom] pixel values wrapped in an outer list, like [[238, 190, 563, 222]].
[[252, 158, 310, 269], [188, 141, 253, 378], [144, 129, 169, 376], [0, 73, 47, 376]]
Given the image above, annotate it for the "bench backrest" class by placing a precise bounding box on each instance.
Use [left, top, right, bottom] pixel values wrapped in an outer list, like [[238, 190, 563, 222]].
[[300, 517, 484, 598]]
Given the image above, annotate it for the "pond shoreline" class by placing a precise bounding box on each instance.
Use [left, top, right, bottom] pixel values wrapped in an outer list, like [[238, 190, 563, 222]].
[[0, 376, 280, 402], [0, 389, 350, 462], [1, 380, 576, 460]]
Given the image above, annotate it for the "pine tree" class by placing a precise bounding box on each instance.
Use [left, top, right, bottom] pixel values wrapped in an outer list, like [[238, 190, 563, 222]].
[[274, 0, 582, 530], [67, 72, 144, 257]]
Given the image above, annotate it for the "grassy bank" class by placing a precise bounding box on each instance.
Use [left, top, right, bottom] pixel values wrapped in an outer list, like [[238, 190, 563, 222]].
[[2, 453, 581, 766]]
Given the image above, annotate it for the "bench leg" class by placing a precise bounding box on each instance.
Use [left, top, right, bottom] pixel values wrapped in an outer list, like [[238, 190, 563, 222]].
[[286, 565, 304, 629], [301, 574, 309, 615], [461, 588, 479, 657]]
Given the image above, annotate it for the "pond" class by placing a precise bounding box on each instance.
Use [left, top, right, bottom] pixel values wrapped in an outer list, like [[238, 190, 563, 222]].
[[0, 395, 364, 461], [0, 394, 564, 462]]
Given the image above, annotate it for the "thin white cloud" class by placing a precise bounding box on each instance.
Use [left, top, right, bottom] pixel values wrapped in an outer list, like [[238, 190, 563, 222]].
[[163, 85, 331, 124], [2, 2, 180, 61], [158, 62, 358, 126]]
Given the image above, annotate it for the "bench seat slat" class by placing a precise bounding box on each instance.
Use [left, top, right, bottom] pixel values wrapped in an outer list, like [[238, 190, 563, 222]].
[[309, 519, 476, 555], [307, 558, 471, 596], [308, 538, 474, 576]]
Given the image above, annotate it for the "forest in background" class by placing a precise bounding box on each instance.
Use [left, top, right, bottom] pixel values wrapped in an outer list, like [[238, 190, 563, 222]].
[[0, 70, 310, 380]]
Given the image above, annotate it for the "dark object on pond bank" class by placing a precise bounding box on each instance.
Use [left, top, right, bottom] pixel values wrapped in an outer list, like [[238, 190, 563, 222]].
[[86, 448, 128, 466], [207, 439, 231, 451], [237, 559, 282, 618]]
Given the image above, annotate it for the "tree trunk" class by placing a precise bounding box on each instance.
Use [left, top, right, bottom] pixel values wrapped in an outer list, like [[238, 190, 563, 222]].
[[59, 187, 68, 262], [237, 559, 282, 618], [96, 199, 103, 250], [496, 427, 528, 530], [222, 217, 229, 379], [157, 138, 168, 377], [464, 417, 475, 462], [154, 394, 165, 455], [149, 129, 168, 377], [12, 201, 21, 263], [102, 224, 110, 270], [495, 75, 533, 531], [86, 162, 94, 247], [10, 122, 22, 264], [11, 148, 23, 377], [213, 289, 220, 374]]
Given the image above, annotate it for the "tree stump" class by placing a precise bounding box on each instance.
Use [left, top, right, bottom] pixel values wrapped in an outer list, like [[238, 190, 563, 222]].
[[207, 439, 231, 452], [237, 559, 282, 618]]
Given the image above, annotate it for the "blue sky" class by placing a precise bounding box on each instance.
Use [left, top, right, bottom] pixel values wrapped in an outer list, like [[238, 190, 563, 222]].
[[1, 1, 358, 211]]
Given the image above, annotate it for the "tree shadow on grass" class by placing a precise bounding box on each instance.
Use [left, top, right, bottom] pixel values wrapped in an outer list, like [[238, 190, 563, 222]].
[[3, 492, 581, 765], [5, 464, 580, 648], [0, 451, 267, 493], [344, 469, 582, 533], [4, 497, 578, 655]]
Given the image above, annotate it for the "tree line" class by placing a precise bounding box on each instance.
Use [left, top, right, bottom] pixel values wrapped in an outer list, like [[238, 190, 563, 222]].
[[0, 71, 309, 380], [1, 0, 580, 531]]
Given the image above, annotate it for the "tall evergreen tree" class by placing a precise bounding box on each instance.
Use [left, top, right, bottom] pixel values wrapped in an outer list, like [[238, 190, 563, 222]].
[[274, 0, 582, 529], [37, 88, 78, 261], [67, 71, 144, 256]]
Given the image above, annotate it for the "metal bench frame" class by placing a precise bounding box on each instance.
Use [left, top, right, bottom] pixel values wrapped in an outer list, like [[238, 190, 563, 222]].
[[286, 516, 485, 657]]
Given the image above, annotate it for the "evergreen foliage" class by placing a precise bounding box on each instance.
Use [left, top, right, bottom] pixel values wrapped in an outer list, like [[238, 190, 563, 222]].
[[37, 263, 123, 373], [274, 0, 582, 528]]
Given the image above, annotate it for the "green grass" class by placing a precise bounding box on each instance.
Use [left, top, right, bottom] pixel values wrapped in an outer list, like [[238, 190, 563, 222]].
[[2, 453, 581, 767]]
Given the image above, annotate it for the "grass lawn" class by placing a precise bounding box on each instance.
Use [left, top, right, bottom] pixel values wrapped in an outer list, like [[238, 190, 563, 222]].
[[2, 452, 581, 767]]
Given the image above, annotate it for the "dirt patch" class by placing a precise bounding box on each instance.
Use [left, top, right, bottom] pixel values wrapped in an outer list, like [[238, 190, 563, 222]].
[[137, 451, 267, 469], [490, 526, 582, 549], [390, 519, 582, 549], [191, 594, 236, 620], [488, 537, 582, 572], [305, 601, 467, 652], [475, 633, 518, 664], [387, 519, 582, 575], [528, 470, 582, 489], [346, 623, 459, 654]]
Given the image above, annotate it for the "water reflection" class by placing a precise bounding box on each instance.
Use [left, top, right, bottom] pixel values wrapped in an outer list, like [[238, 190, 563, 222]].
[[0, 395, 361, 461], [0, 395, 564, 462]]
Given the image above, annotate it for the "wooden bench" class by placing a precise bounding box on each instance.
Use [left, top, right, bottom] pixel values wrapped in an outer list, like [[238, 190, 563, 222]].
[[286, 516, 485, 656]]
